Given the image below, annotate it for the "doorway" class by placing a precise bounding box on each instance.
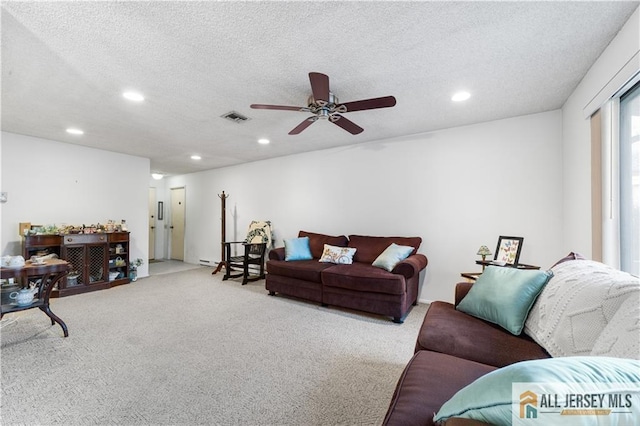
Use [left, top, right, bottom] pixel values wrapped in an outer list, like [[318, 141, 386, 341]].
[[148, 187, 156, 260], [170, 187, 185, 261]]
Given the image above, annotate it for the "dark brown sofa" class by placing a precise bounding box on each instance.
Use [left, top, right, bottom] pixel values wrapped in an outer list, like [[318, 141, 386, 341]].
[[266, 231, 428, 323], [382, 282, 551, 426]]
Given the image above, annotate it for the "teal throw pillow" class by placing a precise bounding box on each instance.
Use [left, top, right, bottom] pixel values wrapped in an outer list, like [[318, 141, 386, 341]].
[[434, 356, 640, 425], [457, 266, 553, 335], [372, 243, 415, 272], [284, 237, 313, 261]]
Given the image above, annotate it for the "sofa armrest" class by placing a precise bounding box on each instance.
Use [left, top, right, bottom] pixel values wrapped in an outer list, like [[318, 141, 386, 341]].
[[392, 254, 428, 279], [269, 247, 285, 261], [455, 281, 474, 306]]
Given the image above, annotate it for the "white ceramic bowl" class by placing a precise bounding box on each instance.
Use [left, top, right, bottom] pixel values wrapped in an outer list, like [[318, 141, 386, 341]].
[[3, 256, 25, 268]]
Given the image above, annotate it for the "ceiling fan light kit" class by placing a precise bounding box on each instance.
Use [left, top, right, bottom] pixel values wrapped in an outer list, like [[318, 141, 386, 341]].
[[250, 72, 396, 135]]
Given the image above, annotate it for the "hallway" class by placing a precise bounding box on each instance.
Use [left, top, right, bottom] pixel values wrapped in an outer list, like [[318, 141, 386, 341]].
[[148, 260, 205, 276]]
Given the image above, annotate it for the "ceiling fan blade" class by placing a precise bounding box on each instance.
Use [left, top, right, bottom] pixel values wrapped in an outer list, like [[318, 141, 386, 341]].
[[309, 72, 330, 103], [250, 104, 306, 112], [331, 114, 364, 135], [339, 96, 397, 112], [288, 117, 317, 135]]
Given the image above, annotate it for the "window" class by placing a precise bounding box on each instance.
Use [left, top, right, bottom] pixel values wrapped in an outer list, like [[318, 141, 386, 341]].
[[619, 82, 640, 275]]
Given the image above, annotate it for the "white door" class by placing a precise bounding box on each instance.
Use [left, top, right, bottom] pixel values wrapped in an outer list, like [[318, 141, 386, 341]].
[[148, 187, 156, 260], [170, 187, 185, 261]]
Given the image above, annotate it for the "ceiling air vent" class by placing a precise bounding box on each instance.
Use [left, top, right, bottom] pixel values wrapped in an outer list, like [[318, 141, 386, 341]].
[[221, 111, 250, 123]]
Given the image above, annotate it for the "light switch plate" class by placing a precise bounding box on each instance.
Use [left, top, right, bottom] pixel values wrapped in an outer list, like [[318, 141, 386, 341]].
[[0, 192, 7, 203]]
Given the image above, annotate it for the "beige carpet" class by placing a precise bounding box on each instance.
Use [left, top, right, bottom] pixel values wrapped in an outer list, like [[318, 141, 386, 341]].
[[1, 268, 428, 425]]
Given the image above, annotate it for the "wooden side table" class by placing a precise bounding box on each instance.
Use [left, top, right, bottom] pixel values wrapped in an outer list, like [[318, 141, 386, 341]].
[[461, 261, 540, 282], [460, 272, 481, 281], [475, 260, 540, 270], [1, 259, 71, 337]]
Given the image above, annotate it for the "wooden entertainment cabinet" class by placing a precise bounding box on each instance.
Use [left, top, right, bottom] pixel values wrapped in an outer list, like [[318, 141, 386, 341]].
[[22, 232, 130, 297]]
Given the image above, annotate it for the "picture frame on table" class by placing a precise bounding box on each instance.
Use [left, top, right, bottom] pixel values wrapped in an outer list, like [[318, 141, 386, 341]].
[[494, 236, 524, 265]]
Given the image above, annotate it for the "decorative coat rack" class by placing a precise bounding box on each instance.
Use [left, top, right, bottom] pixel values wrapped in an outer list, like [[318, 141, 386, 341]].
[[212, 191, 229, 275]]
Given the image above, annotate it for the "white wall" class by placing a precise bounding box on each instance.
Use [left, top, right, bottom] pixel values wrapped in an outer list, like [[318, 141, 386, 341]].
[[166, 110, 564, 303], [562, 7, 640, 257], [0, 132, 151, 278]]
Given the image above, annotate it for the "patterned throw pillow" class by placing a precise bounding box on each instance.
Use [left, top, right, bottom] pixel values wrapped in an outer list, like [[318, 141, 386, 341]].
[[319, 244, 357, 264]]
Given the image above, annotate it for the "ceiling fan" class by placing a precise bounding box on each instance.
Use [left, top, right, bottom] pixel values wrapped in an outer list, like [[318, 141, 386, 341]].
[[250, 72, 396, 135]]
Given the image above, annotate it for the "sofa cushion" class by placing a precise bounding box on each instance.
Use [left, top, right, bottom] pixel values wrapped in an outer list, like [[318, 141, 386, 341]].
[[416, 301, 550, 368], [319, 244, 357, 264], [299, 230, 348, 259], [382, 350, 496, 426], [456, 266, 553, 335], [348, 235, 421, 264], [321, 263, 406, 295], [434, 356, 640, 425], [524, 259, 640, 357], [266, 259, 335, 283], [372, 243, 415, 272]]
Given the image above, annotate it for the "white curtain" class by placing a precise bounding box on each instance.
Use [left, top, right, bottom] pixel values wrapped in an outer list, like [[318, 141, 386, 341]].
[[600, 100, 621, 269]]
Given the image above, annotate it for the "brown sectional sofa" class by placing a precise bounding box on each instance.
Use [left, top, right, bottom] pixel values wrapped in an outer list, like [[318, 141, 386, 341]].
[[383, 351, 496, 426], [382, 281, 551, 426], [384, 253, 640, 425], [415, 283, 550, 368], [266, 231, 428, 323]]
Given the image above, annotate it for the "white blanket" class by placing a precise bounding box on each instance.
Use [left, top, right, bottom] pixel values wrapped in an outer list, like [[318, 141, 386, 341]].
[[524, 259, 639, 358]]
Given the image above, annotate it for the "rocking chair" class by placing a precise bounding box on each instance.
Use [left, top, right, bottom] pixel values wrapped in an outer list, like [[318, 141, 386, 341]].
[[222, 221, 272, 285]]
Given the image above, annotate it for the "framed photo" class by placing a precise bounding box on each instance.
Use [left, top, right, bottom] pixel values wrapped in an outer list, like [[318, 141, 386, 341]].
[[494, 236, 524, 265], [158, 201, 164, 221]]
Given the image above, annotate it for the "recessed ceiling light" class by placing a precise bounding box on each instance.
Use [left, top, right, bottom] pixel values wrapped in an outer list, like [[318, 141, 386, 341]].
[[123, 91, 145, 102], [258, 138, 270, 145], [191, 155, 202, 160], [151, 173, 164, 180], [66, 128, 84, 135], [451, 91, 471, 102]]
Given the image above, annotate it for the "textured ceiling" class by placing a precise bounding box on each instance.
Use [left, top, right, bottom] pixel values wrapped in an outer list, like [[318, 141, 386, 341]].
[[1, 1, 638, 175]]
